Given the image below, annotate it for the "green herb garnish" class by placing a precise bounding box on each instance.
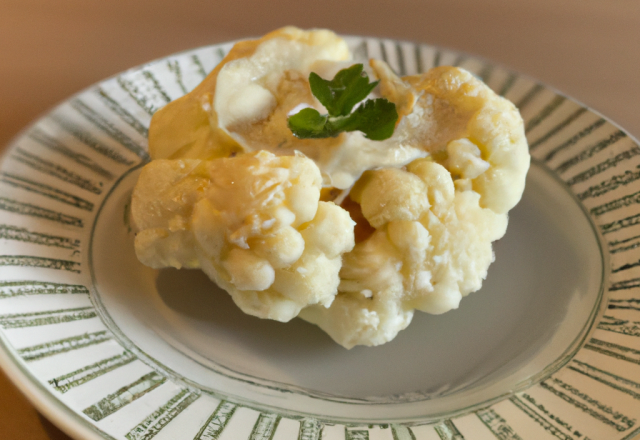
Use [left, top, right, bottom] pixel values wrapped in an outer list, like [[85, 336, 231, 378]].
[[287, 64, 398, 141]]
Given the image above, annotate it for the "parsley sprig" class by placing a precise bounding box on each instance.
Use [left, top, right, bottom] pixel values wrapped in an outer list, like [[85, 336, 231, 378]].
[[287, 64, 398, 141]]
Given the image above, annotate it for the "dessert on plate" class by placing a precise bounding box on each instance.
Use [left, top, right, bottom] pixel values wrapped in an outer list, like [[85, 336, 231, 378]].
[[131, 27, 530, 348]]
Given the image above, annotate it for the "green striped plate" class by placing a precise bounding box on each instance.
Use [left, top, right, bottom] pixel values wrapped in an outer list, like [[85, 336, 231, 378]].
[[0, 35, 637, 440]]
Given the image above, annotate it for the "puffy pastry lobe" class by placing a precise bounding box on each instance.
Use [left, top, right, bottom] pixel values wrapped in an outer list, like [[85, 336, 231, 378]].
[[131, 151, 355, 322], [306, 159, 509, 348], [403, 66, 530, 214], [148, 27, 350, 162]]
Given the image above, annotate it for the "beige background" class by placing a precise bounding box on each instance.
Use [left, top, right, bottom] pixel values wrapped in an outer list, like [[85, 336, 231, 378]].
[[0, 0, 638, 438]]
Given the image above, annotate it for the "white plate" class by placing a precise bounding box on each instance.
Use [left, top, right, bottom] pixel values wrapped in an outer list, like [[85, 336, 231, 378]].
[[0, 36, 638, 440]]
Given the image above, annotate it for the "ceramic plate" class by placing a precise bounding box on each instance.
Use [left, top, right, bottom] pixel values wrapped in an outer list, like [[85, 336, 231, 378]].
[[0, 35, 638, 440]]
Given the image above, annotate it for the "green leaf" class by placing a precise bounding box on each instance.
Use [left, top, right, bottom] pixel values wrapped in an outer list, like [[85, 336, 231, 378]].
[[309, 64, 379, 116], [308, 73, 334, 113], [287, 107, 330, 138], [335, 98, 399, 140], [288, 64, 398, 141]]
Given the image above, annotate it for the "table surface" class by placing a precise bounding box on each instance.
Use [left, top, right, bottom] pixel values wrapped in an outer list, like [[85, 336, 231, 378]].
[[0, 0, 639, 438]]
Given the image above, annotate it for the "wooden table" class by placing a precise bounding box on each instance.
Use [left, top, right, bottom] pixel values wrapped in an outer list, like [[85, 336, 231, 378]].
[[0, 0, 638, 438]]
